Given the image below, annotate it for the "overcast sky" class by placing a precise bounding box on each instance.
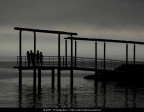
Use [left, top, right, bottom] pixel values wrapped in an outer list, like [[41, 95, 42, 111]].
[[0, 0, 144, 60]]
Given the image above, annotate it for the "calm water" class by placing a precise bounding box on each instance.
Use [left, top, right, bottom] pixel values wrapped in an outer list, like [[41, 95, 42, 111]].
[[0, 61, 144, 108]]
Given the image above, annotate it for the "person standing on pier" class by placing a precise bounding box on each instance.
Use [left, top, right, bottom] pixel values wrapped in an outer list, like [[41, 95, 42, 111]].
[[40, 52, 43, 66], [30, 50, 35, 66], [27, 51, 30, 66], [36, 50, 40, 66]]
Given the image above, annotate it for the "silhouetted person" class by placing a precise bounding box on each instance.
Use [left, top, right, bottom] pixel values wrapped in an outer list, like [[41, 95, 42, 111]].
[[36, 50, 40, 65], [30, 50, 35, 66], [27, 51, 30, 66], [40, 52, 43, 66]]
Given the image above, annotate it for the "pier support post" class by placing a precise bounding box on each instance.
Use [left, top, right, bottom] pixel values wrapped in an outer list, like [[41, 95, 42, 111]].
[[58, 34, 61, 92], [70, 35, 73, 94], [94, 80, 98, 107], [103, 82, 106, 107], [52, 69, 55, 89], [38, 69, 41, 90], [33, 70, 37, 92], [19, 69, 22, 91], [19, 30, 22, 90], [18, 88, 22, 108]]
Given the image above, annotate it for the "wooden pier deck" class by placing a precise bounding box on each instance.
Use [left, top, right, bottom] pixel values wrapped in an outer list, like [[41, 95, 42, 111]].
[[14, 56, 144, 91]]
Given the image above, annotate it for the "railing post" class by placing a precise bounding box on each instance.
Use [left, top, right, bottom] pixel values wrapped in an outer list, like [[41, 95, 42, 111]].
[[49, 57, 50, 66], [104, 42, 106, 70], [75, 41, 77, 68], [95, 42, 97, 72], [53, 56, 54, 67], [133, 44, 136, 64], [111, 60, 112, 70], [126, 44, 128, 65], [63, 56, 64, 67], [101, 59, 103, 69], [25, 56, 26, 67], [17, 56, 18, 67], [83, 58, 84, 68], [81, 58, 82, 67]]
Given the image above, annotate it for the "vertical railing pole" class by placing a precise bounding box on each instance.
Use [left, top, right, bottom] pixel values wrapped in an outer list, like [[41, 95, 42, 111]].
[[133, 44, 136, 64], [17, 56, 18, 67], [126, 44, 128, 65], [111, 60, 113, 70], [49, 57, 50, 66], [95, 42, 97, 72], [104, 42, 106, 70], [25, 56, 26, 66], [75, 41, 77, 68], [65, 40, 67, 67], [53, 56, 54, 67], [63, 56, 64, 67]]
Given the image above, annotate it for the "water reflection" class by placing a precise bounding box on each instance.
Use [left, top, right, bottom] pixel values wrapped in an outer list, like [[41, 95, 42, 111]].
[[124, 85, 137, 108], [18, 89, 22, 108], [94, 81, 97, 107], [133, 88, 136, 108], [17, 86, 77, 108], [57, 90, 61, 108], [102, 82, 106, 108], [125, 85, 128, 108], [64, 92, 68, 108], [17, 79, 144, 108], [18, 86, 41, 108], [93, 80, 143, 108]]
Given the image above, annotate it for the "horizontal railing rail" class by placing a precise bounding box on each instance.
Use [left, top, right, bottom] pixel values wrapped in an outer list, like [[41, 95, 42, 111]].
[[16, 56, 144, 71]]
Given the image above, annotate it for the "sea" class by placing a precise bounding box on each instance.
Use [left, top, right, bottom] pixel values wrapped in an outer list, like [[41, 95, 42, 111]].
[[0, 61, 144, 108]]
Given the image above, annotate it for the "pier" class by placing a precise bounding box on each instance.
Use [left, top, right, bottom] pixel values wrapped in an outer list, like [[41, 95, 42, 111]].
[[14, 27, 144, 93]]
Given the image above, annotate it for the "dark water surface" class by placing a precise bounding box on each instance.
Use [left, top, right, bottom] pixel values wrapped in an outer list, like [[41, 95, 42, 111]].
[[0, 61, 144, 108]]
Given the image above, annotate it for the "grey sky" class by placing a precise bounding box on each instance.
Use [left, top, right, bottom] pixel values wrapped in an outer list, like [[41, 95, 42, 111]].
[[0, 0, 144, 60]]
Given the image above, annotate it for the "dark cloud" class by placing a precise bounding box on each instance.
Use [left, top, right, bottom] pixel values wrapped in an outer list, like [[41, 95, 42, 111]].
[[0, 0, 144, 31], [1, 0, 144, 60]]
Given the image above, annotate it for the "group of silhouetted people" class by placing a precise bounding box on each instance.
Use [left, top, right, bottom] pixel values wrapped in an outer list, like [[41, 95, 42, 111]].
[[27, 50, 43, 66]]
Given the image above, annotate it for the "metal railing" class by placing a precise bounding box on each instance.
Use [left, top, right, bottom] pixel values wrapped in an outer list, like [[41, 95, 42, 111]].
[[16, 56, 144, 70]]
